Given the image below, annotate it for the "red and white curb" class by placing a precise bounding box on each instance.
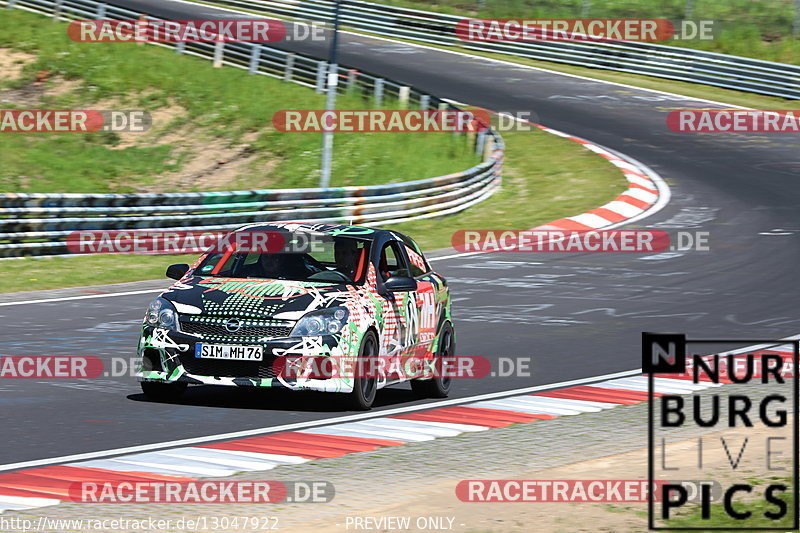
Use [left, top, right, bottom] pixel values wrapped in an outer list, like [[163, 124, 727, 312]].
[[1, 343, 791, 514], [532, 124, 668, 232], [441, 102, 671, 235]]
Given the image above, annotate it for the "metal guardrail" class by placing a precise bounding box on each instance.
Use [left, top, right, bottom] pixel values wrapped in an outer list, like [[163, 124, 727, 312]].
[[0, 0, 504, 257], [199, 0, 800, 100]]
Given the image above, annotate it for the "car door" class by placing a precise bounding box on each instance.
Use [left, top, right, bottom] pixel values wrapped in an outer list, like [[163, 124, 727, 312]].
[[376, 239, 419, 379], [401, 243, 437, 353]]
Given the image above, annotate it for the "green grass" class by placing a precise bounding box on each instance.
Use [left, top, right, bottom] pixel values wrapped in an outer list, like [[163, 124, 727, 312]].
[[390, 127, 626, 250], [0, 10, 627, 292], [378, 0, 800, 64], [0, 10, 480, 192], [0, 254, 201, 291], [0, 136, 180, 192], [0, 126, 626, 292]]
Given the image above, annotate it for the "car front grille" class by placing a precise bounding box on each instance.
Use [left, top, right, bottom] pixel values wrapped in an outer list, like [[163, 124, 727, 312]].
[[179, 315, 293, 341], [177, 352, 286, 379]]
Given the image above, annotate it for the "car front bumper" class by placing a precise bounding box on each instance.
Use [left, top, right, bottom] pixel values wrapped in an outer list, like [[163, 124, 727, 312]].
[[136, 326, 359, 393]]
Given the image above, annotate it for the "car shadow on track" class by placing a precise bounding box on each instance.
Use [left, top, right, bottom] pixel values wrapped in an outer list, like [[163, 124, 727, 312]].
[[127, 385, 423, 412]]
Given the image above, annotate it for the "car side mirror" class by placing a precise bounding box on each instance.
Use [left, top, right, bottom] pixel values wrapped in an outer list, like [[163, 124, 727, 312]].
[[166, 263, 190, 280], [384, 275, 417, 292]]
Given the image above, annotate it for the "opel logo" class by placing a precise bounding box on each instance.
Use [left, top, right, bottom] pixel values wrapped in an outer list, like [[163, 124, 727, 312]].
[[224, 318, 242, 333]]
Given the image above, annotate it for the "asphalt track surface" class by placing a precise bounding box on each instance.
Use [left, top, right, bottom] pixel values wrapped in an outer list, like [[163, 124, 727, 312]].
[[2, 0, 799, 465]]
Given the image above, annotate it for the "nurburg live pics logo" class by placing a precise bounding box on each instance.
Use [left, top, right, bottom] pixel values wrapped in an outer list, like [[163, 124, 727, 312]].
[[643, 332, 800, 530]]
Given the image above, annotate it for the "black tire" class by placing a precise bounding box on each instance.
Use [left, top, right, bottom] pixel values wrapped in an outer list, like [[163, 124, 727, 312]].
[[411, 322, 454, 398], [140, 380, 187, 402], [343, 331, 379, 410]]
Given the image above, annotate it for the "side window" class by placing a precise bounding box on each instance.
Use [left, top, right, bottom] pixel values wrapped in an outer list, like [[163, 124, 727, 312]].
[[378, 241, 410, 281], [404, 244, 430, 278], [198, 251, 239, 275]]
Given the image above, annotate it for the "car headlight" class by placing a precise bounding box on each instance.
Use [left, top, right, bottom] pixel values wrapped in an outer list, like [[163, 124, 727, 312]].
[[144, 298, 179, 331], [291, 307, 349, 337]]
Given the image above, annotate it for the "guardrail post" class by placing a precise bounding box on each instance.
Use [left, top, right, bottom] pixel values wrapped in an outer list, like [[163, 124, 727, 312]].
[[315, 61, 327, 93], [374, 78, 384, 106], [96, 3, 107, 19], [398, 86, 410, 109], [6, 0, 17, 9], [136, 14, 146, 46], [175, 41, 186, 54], [420, 94, 430, 110], [283, 52, 294, 81], [213, 40, 225, 68], [475, 130, 486, 156], [53, 0, 63, 21], [248, 45, 261, 73], [346, 69, 358, 93], [484, 136, 495, 161], [795, 0, 800, 38]]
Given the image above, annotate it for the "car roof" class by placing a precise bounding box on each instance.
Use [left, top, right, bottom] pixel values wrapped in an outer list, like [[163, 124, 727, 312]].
[[235, 222, 408, 243]]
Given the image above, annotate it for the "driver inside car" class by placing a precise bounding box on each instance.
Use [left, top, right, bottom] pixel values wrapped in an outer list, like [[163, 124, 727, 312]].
[[334, 239, 361, 281], [242, 252, 319, 280]]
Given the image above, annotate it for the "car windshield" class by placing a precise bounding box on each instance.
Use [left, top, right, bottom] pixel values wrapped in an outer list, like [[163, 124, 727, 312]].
[[195, 232, 371, 284]]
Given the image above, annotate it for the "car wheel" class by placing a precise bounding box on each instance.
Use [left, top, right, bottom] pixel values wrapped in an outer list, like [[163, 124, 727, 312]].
[[140, 381, 187, 402], [411, 322, 453, 398], [344, 331, 378, 410]]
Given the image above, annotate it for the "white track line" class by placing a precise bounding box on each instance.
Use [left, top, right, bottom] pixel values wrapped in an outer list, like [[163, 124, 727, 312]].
[[0, 495, 61, 510], [480, 396, 604, 413], [301, 423, 436, 442], [0, 289, 159, 307], [69, 459, 204, 477], [345, 418, 464, 437], [188, 449, 308, 464], [130, 449, 278, 472], [469, 399, 584, 416], [82, 456, 237, 477], [504, 395, 618, 410], [384, 419, 488, 433], [337, 420, 454, 438]]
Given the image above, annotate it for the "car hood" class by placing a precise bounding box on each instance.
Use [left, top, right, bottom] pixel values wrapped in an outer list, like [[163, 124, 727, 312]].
[[160, 276, 352, 320]]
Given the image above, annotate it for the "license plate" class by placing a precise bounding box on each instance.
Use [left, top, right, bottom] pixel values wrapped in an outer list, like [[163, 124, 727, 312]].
[[195, 343, 263, 361]]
